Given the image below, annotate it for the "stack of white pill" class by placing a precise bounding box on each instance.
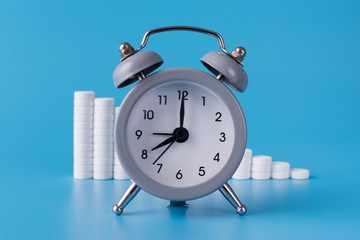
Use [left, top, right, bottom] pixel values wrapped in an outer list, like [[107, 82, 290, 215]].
[[232, 149, 252, 179], [251, 155, 272, 180], [93, 98, 114, 180], [271, 161, 290, 179], [113, 107, 129, 180], [73, 91, 95, 179]]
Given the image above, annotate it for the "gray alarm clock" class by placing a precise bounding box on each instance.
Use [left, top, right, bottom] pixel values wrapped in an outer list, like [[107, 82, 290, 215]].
[[112, 26, 248, 215]]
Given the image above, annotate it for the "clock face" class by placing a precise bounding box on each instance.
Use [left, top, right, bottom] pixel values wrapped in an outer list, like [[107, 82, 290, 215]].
[[115, 68, 246, 200], [125, 80, 235, 188]]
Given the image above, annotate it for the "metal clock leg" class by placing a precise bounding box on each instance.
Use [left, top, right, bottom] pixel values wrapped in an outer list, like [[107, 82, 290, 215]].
[[219, 182, 247, 215], [113, 182, 141, 215]]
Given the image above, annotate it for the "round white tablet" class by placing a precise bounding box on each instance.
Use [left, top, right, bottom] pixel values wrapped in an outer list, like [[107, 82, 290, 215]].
[[94, 98, 115, 106], [232, 171, 251, 180], [94, 121, 114, 129], [74, 107, 94, 115], [271, 161, 290, 172], [93, 157, 113, 165], [73, 157, 93, 165], [93, 171, 113, 180], [73, 143, 93, 151], [73, 150, 93, 158], [73, 121, 94, 129], [94, 135, 114, 144], [94, 106, 114, 115], [251, 164, 271, 172], [271, 171, 289, 179], [94, 114, 114, 121], [251, 171, 271, 180], [73, 171, 93, 179], [74, 91, 95, 100], [74, 164, 93, 172], [291, 168, 310, 179], [252, 155, 272, 165], [93, 128, 114, 136], [74, 98, 94, 107], [93, 150, 113, 158], [74, 114, 94, 122], [113, 172, 129, 180], [74, 129, 93, 137], [94, 143, 113, 151]]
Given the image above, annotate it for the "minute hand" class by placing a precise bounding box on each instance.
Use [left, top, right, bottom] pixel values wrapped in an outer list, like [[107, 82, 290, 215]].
[[151, 136, 175, 151]]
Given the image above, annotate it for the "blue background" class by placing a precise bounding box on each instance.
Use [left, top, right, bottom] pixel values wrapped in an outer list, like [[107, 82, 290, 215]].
[[1, 0, 359, 239]]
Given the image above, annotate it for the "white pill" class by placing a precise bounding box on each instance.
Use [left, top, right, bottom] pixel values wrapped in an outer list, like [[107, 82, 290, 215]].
[[74, 164, 93, 172], [74, 107, 94, 115], [113, 172, 129, 180], [94, 143, 113, 151], [94, 121, 114, 129], [74, 143, 93, 151], [73, 171, 93, 179], [115, 106, 120, 114], [74, 91, 95, 99], [93, 171, 113, 180], [94, 128, 114, 136], [94, 135, 113, 144], [251, 164, 271, 173], [74, 150, 93, 158], [94, 98, 115, 106], [74, 121, 94, 129], [94, 106, 114, 115], [73, 135, 93, 144], [94, 164, 113, 171], [74, 98, 94, 107], [93, 150, 113, 158], [113, 165, 126, 173], [73, 157, 93, 165], [94, 114, 114, 122], [291, 168, 310, 179], [243, 148, 253, 160], [74, 129, 93, 137], [74, 114, 94, 122], [251, 171, 271, 180], [252, 155, 272, 165], [93, 157, 113, 165], [232, 171, 251, 180], [271, 171, 290, 179], [271, 161, 290, 172], [113, 159, 122, 166]]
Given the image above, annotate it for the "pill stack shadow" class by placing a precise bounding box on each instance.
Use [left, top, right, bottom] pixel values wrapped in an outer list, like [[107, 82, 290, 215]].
[[113, 107, 129, 180], [232, 148, 310, 180], [73, 91, 95, 179]]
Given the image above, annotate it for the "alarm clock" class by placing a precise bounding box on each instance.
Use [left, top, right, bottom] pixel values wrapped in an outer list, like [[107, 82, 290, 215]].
[[112, 26, 248, 215]]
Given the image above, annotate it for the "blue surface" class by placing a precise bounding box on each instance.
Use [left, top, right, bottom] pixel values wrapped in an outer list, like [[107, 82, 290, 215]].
[[1, 0, 360, 239]]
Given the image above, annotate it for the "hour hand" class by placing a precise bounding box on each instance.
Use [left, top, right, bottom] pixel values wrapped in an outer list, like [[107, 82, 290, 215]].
[[151, 136, 175, 151]]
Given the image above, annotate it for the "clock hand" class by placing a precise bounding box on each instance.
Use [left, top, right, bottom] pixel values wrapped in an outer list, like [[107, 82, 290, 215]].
[[152, 139, 176, 165], [179, 93, 185, 129], [151, 136, 175, 151], [153, 132, 173, 136]]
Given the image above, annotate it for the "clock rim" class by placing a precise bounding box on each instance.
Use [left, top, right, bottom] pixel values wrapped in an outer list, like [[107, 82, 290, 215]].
[[115, 67, 247, 201]]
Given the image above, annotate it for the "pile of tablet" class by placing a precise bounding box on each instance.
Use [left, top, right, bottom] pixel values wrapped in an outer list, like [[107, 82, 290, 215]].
[[232, 148, 310, 180], [73, 91, 95, 179], [113, 107, 129, 180], [73, 91, 129, 180]]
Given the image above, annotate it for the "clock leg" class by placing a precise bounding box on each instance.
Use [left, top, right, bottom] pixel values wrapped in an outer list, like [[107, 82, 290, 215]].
[[169, 201, 187, 206], [219, 182, 247, 215], [112, 182, 141, 215]]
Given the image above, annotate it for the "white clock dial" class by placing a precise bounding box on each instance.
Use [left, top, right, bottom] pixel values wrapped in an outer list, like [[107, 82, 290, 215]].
[[125, 80, 235, 188]]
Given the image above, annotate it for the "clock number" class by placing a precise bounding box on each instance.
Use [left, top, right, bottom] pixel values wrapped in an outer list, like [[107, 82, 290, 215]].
[[201, 96, 206, 106], [158, 95, 167, 105], [157, 163, 163, 173], [143, 110, 154, 120], [177, 90, 188, 100], [219, 132, 226, 142], [215, 112, 222, 122], [176, 170, 183, 180], [141, 149, 148, 159], [135, 130, 142, 139], [198, 166, 206, 176], [213, 152, 220, 162]]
